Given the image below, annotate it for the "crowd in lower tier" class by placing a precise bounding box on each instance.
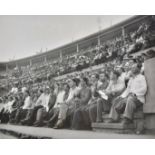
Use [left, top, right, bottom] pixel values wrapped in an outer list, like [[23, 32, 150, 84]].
[[0, 59, 147, 130]]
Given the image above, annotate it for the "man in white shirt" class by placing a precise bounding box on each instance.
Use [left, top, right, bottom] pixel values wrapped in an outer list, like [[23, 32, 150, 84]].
[[21, 86, 27, 93], [108, 63, 147, 124], [10, 83, 18, 94], [33, 86, 56, 127], [22, 93, 31, 110], [11, 87, 18, 94], [0, 96, 15, 123], [89, 70, 125, 123], [45, 83, 70, 127], [5, 97, 15, 113], [0, 98, 4, 113], [13, 90, 31, 124], [53, 78, 80, 128]]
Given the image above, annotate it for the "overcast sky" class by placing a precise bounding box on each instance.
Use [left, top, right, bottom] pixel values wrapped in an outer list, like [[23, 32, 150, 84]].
[[0, 15, 132, 62]]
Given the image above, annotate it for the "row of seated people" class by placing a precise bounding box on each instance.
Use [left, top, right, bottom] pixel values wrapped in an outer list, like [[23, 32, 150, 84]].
[[2, 42, 150, 92], [0, 60, 147, 130], [6, 50, 144, 95]]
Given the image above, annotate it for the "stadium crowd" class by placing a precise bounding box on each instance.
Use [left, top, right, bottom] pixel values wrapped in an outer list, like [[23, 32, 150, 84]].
[[5, 15, 155, 85], [0, 54, 150, 130], [0, 16, 155, 130]]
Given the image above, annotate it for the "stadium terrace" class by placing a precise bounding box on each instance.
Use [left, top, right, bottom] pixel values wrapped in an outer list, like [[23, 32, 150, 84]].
[[0, 15, 155, 136]]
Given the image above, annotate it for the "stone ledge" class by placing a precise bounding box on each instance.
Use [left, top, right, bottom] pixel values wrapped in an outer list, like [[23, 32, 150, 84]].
[[92, 122, 135, 129], [102, 111, 144, 120], [1, 124, 155, 138], [0, 128, 52, 139]]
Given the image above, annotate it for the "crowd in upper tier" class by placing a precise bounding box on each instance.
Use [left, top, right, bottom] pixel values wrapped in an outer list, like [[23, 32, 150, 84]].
[[4, 15, 155, 86]]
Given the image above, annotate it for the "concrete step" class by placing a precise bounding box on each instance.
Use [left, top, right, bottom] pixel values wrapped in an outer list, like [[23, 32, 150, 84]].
[[102, 111, 144, 119], [1, 124, 152, 139], [93, 111, 145, 133], [1, 124, 154, 138], [92, 122, 135, 134], [92, 122, 135, 129], [102, 111, 144, 123]]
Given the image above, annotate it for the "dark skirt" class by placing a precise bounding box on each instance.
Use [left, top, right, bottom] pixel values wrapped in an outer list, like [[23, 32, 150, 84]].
[[71, 105, 91, 130]]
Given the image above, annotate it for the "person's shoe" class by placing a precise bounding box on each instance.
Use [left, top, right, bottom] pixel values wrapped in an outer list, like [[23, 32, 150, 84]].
[[106, 119, 115, 123], [43, 120, 49, 124], [20, 119, 30, 125], [34, 120, 45, 127], [47, 122, 55, 128], [9, 119, 16, 124], [20, 119, 27, 125], [53, 120, 63, 129], [53, 125, 60, 129], [96, 119, 103, 123], [121, 118, 132, 125], [26, 121, 33, 126], [53, 124, 63, 129], [33, 121, 40, 127]]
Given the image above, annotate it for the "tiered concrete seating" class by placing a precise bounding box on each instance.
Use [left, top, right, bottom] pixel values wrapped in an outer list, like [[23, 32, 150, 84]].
[[92, 111, 144, 134]]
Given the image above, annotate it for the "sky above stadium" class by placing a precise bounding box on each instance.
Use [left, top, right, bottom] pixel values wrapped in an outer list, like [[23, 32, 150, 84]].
[[0, 15, 132, 62]]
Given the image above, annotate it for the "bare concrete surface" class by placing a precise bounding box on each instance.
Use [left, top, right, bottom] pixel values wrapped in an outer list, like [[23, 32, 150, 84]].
[[0, 132, 16, 139], [0, 124, 155, 139]]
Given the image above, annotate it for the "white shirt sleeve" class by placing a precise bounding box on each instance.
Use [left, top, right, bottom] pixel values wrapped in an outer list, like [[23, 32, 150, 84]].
[[35, 94, 43, 106], [23, 96, 31, 109], [131, 75, 147, 96]]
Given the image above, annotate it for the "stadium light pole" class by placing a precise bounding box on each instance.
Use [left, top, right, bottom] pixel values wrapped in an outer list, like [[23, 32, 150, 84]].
[[59, 50, 62, 62], [97, 16, 101, 49], [29, 59, 32, 66], [44, 56, 47, 63], [15, 61, 18, 69], [77, 43, 79, 53], [6, 63, 8, 73], [121, 26, 125, 46]]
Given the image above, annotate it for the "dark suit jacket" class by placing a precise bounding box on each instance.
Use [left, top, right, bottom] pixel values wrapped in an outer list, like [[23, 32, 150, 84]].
[[48, 93, 57, 111]]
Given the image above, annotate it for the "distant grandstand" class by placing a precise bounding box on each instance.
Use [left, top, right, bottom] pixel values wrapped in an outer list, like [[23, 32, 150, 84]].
[[0, 15, 154, 90]]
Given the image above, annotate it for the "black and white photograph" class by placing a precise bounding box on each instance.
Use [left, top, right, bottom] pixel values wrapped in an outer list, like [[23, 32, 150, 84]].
[[0, 14, 155, 139]]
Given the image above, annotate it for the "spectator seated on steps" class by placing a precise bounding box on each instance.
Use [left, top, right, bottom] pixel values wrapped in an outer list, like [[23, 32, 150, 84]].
[[108, 63, 147, 125]]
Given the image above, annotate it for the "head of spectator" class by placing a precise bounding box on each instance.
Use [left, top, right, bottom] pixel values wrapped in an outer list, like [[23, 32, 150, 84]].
[[99, 72, 109, 82], [44, 86, 50, 95], [0, 98, 3, 104], [24, 90, 30, 98], [3, 96, 8, 104], [8, 96, 14, 102], [131, 63, 141, 77], [110, 70, 120, 82], [63, 83, 70, 93], [38, 89, 43, 97], [90, 74, 99, 85], [68, 78, 78, 89], [80, 77, 89, 88], [116, 67, 125, 75]]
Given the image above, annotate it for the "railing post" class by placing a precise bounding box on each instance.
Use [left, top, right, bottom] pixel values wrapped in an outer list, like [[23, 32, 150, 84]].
[[29, 59, 32, 66], [77, 44, 79, 53]]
